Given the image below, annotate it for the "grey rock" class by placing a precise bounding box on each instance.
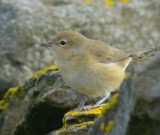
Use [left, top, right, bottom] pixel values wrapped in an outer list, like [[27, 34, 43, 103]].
[[1, 55, 160, 135], [0, 69, 84, 135], [52, 106, 104, 135]]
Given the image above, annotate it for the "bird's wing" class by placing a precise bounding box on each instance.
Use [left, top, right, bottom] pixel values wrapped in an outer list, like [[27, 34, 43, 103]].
[[87, 40, 134, 71], [87, 39, 133, 63]]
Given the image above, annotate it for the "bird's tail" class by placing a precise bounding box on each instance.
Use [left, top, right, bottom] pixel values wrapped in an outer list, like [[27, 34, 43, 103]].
[[130, 46, 160, 58]]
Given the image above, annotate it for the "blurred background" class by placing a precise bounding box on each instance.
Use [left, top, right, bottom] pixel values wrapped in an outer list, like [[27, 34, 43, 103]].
[[0, 0, 160, 98]]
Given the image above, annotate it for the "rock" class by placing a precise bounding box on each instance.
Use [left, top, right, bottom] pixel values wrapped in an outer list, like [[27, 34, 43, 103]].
[[52, 106, 103, 135], [1, 56, 160, 135], [0, 63, 117, 135], [88, 55, 160, 135], [0, 65, 85, 135], [0, 0, 160, 97], [51, 94, 118, 135]]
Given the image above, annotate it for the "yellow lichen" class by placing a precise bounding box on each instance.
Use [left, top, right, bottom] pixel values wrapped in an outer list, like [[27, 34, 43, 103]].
[[72, 121, 94, 129], [3, 84, 22, 99], [0, 65, 58, 110], [104, 0, 115, 6], [63, 106, 103, 129], [62, 115, 67, 129], [106, 120, 113, 132], [100, 120, 113, 132], [52, 121, 94, 135], [65, 106, 104, 117], [84, 0, 129, 6], [100, 94, 118, 117], [60, 113, 95, 134], [30, 64, 58, 80], [100, 122, 105, 131], [0, 84, 23, 110], [60, 95, 117, 134], [78, 119, 83, 123], [0, 100, 8, 110], [119, 0, 129, 3], [84, 0, 93, 5]]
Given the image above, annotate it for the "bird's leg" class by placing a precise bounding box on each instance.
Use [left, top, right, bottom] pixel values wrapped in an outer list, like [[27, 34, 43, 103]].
[[94, 94, 110, 106], [77, 93, 110, 110], [72, 96, 88, 110], [77, 97, 88, 108], [94, 96, 109, 107]]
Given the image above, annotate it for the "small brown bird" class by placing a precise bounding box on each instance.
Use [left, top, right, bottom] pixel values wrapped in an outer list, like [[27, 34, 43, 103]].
[[41, 30, 159, 106]]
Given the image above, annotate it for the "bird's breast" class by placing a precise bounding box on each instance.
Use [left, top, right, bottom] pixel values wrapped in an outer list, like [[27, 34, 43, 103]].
[[58, 60, 125, 97]]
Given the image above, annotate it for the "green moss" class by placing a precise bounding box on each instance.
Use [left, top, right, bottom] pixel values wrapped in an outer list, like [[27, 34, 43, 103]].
[[29, 65, 58, 80]]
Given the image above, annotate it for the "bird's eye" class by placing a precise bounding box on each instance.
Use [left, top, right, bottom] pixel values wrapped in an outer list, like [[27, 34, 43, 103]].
[[60, 40, 67, 45]]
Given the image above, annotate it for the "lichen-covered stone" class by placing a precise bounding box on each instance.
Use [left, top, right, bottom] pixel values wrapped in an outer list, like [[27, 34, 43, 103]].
[[0, 85, 23, 110], [52, 94, 118, 135], [52, 107, 103, 135], [0, 65, 86, 135]]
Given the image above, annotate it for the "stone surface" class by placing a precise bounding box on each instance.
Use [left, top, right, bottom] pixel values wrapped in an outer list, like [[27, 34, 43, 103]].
[[0, 0, 160, 97], [52, 106, 103, 135], [0, 66, 85, 135], [0, 56, 160, 135], [88, 55, 160, 135]]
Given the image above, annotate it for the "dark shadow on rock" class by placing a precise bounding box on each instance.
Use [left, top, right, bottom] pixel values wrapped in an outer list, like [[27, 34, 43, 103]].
[[14, 101, 70, 135]]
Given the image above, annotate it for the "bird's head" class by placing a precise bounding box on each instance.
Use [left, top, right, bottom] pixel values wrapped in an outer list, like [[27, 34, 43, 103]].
[[41, 30, 88, 61]]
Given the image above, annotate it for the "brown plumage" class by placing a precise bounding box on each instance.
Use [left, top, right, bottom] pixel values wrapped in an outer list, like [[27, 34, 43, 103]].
[[41, 30, 158, 100]]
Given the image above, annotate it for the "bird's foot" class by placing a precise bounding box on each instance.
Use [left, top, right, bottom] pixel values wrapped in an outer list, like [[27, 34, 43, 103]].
[[76, 96, 109, 110], [79, 103, 105, 110], [73, 94, 110, 110], [72, 97, 88, 110], [78, 94, 110, 110], [94, 96, 109, 106]]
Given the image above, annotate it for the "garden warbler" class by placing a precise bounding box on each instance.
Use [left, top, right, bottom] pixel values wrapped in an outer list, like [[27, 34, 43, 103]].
[[41, 30, 159, 106]]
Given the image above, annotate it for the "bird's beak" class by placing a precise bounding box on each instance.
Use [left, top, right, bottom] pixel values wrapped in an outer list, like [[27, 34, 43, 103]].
[[41, 41, 55, 47]]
